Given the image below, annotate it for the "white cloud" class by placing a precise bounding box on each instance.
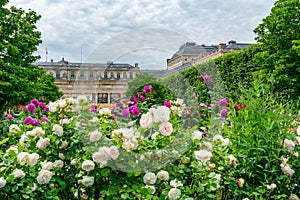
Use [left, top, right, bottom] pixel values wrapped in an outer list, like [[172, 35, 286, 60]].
[[7, 0, 276, 69]]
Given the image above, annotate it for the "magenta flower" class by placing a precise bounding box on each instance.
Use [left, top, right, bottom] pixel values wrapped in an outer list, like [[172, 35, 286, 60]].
[[164, 100, 172, 108], [121, 109, 130, 117], [6, 114, 14, 120], [143, 85, 152, 93], [39, 102, 46, 109], [140, 96, 146, 102], [31, 119, 40, 126], [197, 74, 211, 83], [137, 92, 141, 96], [129, 106, 140, 116], [115, 102, 124, 107], [24, 117, 33, 125], [133, 96, 138, 104], [200, 103, 207, 107], [218, 98, 228, 107], [30, 99, 40, 106], [220, 109, 228, 119], [27, 103, 36, 112], [41, 117, 48, 123], [90, 104, 98, 112]]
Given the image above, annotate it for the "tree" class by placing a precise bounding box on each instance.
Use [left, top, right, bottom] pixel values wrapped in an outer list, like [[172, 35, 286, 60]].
[[0, 0, 62, 111], [126, 72, 157, 97], [253, 0, 300, 100]]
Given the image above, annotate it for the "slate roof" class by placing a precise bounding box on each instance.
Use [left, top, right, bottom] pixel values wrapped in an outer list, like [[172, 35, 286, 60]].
[[169, 42, 218, 60], [224, 40, 252, 50], [35, 58, 135, 69]]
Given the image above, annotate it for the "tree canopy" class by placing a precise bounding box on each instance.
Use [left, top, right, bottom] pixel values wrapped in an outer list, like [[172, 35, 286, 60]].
[[0, 1, 62, 111], [253, 0, 300, 100]]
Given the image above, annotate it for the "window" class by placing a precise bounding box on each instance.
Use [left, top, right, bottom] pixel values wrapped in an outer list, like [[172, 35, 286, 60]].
[[98, 93, 108, 103], [117, 72, 121, 79], [62, 72, 67, 79], [104, 72, 108, 79], [56, 70, 60, 79], [90, 71, 93, 79], [71, 71, 75, 79], [110, 72, 114, 78], [129, 72, 133, 79], [80, 71, 84, 79]]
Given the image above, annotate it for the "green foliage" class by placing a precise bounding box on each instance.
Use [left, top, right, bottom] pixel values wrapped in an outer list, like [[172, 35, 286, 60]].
[[222, 79, 300, 199], [253, 0, 300, 101], [0, 2, 62, 112], [126, 72, 157, 98]]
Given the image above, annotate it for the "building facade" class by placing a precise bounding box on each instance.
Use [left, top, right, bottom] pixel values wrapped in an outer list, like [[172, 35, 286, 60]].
[[167, 41, 252, 70], [36, 58, 140, 104]]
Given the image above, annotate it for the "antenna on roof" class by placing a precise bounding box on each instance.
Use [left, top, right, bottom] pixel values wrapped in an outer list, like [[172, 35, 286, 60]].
[[80, 47, 83, 63]]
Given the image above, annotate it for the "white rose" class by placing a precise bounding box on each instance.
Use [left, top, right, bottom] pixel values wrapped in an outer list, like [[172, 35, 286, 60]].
[[109, 146, 119, 160], [296, 137, 300, 145], [213, 134, 224, 142], [77, 95, 88, 105], [12, 169, 25, 179], [60, 141, 69, 149], [140, 112, 153, 128], [82, 176, 94, 187], [53, 160, 64, 168], [203, 142, 213, 152], [28, 153, 39, 167], [159, 122, 173, 136], [170, 179, 183, 188], [143, 172, 157, 185], [174, 98, 184, 106], [157, 170, 169, 181], [120, 128, 134, 140], [89, 130, 102, 142], [284, 139, 295, 152], [168, 188, 181, 200], [37, 170, 52, 184], [19, 134, 29, 147], [52, 124, 63, 137], [82, 160, 95, 172], [42, 162, 54, 170], [153, 106, 170, 123], [48, 102, 58, 112], [92, 148, 110, 165], [297, 125, 300, 135], [99, 108, 111, 115], [194, 150, 212, 162], [0, 178, 6, 188], [6, 145, 18, 154], [9, 124, 20, 133], [58, 99, 67, 108], [122, 138, 138, 151], [266, 183, 277, 190], [59, 153, 65, 160], [32, 127, 45, 137], [223, 138, 230, 146], [60, 118, 70, 125], [37, 137, 50, 150], [17, 152, 30, 165], [91, 117, 99, 123], [281, 164, 295, 176], [192, 130, 202, 141], [71, 159, 77, 165]]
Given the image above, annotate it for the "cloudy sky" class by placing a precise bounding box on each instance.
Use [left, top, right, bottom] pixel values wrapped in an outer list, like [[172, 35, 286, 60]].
[[8, 0, 276, 69]]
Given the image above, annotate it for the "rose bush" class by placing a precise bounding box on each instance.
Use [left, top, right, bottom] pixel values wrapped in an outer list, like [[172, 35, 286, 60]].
[[0, 77, 299, 199]]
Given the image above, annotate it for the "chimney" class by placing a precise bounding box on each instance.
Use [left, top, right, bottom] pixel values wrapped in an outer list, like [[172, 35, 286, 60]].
[[51, 59, 53, 63], [219, 43, 226, 49], [62, 57, 64, 61], [135, 63, 138, 68]]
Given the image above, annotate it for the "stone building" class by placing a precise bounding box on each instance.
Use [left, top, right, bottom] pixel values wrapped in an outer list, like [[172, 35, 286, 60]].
[[167, 41, 252, 70], [35, 58, 140, 104]]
